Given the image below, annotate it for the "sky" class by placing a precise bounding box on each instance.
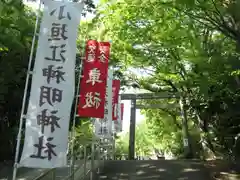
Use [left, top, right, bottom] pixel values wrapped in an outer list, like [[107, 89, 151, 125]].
[[120, 91, 145, 134], [23, 0, 146, 134]]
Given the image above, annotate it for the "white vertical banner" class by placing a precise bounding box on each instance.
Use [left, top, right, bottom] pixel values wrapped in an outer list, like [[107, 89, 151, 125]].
[[93, 118, 101, 138], [106, 69, 113, 135], [114, 95, 122, 133], [94, 69, 113, 138], [113, 118, 118, 133], [117, 95, 123, 132], [112, 121, 116, 133], [20, 0, 84, 168]]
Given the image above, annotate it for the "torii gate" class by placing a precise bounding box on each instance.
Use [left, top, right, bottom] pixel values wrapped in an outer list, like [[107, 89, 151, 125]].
[[120, 92, 192, 160]]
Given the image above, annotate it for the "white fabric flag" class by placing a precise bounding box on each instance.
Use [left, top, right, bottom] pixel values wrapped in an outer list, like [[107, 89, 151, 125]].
[[115, 95, 121, 132], [20, 0, 83, 168], [112, 121, 116, 133], [114, 95, 122, 133], [94, 118, 109, 138], [106, 69, 113, 136], [94, 69, 113, 138], [118, 96, 123, 132], [93, 118, 101, 137]]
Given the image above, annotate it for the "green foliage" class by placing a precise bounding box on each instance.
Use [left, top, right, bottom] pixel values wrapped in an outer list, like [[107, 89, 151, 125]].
[[142, 105, 184, 156], [69, 118, 94, 158], [115, 120, 155, 157], [115, 135, 128, 156], [89, 0, 240, 159], [2, 0, 240, 161], [135, 120, 155, 155], [0, 0, 36, 161]]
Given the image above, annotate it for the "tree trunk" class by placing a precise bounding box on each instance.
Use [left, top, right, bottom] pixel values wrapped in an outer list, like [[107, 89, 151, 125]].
[[195, 111, 217, 159]]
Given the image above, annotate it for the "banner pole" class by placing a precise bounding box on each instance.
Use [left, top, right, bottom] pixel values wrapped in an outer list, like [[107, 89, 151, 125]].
[[69, 0, 87, 172], [70, 37, 85, 178], [12, 2, 42, 180]]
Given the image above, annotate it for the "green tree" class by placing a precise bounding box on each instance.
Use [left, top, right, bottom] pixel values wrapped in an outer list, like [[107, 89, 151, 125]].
[[89, 0, 240, 159], [0, 0, 36, 161]]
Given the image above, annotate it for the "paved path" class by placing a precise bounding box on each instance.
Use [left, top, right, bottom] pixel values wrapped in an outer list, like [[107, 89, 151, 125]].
[[0, 160, 101, 180], [98, 160, 212, 180]]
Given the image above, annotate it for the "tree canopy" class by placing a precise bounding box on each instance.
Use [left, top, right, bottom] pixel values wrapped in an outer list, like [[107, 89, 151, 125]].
[[1, 0, 240, 161], [91, 0, 240, 159]]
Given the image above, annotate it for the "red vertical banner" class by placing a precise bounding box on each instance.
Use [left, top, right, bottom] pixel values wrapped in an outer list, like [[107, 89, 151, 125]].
[[121, 103, 124, 121], [78, 40, 110, 118], [112, 80, 121, 120]]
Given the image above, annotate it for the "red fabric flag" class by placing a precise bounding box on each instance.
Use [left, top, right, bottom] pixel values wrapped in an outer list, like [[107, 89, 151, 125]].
[[78, 40, 110, 118], [112, 80, 121, 120]]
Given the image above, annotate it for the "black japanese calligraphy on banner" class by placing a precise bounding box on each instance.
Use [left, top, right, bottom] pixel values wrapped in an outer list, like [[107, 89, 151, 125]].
[[20, 0, 84, 168], [98, 125, 108, 135], [115, 96, 123, 133], [45, 44, 66, 62], [30, 136, 57, 161], [42, 65, 66, 84], [94, 69, 113, 138], [37, 109, 61, 134], [50, 5, 71, 20], [48, 23, 68, 41], [39, 86, 63, 107]]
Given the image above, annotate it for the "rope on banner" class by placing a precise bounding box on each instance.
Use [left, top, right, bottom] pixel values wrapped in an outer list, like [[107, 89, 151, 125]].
[[12, 1, 42, 180]]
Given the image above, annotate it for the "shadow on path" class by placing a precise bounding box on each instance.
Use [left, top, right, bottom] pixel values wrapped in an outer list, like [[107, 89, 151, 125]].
[[99, 160, 212, 180]]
